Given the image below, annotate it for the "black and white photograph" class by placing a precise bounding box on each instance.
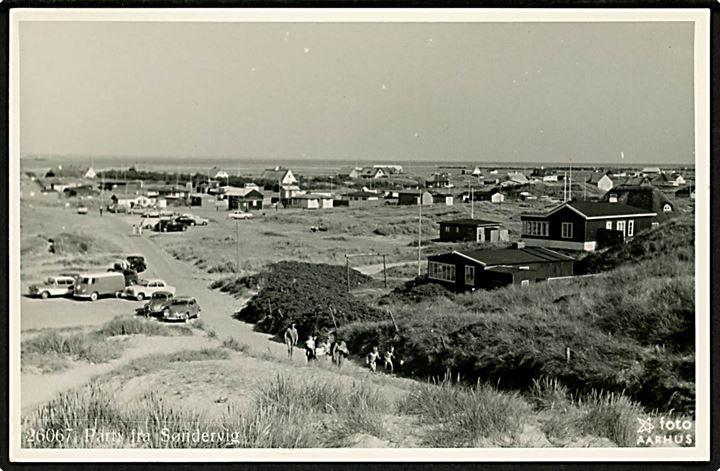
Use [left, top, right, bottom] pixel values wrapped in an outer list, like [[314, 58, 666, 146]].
[[7, 8, 711, 462]]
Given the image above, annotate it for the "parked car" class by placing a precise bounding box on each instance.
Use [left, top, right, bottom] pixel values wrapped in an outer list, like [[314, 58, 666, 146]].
[[107, 204, 127, 214], [128, 206, 147, 215], [74, 272, 126, 301], [125, 255, 147, 273], [28, 275, 76, 299], [176, 214, 209, 226], [136, 290, 174, 317], [228, 210, 253, 220], [161, 296, 201, 322], [142, 210, 160, 218], [153, 220, 188, 232], [77, 206, 88, 215], [124, 279, 175, 301]]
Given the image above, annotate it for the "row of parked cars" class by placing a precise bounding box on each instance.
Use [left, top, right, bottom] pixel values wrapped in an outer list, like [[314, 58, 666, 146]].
[[28, 254, 201, 322], [140, 212, 210, 232]]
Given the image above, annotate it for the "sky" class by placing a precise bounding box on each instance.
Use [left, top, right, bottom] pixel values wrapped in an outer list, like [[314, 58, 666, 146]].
[[18, 20, 695, 164]]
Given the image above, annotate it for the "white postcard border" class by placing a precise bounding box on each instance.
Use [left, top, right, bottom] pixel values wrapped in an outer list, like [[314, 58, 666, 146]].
[[8, 7, 711, 463]]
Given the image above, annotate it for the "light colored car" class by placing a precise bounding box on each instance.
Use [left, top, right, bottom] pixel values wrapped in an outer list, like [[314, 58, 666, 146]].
[[124, 279, 176, 301], [77, 206, 88, 215], [177, 214, 209, 226], [128, 206, 147, 215], [228, 210, 253, 220], [29, 276, 76, 299], [161, 296, 201, 322], [142, 210, 160, 218]]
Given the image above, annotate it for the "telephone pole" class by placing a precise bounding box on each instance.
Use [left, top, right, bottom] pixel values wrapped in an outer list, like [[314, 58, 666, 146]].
[[235, 220, 240, 273], [417, 197, 422, 277]]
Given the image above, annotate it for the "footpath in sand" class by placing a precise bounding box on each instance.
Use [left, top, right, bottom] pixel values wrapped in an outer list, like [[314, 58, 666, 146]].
[[22, 213, 418, 412]]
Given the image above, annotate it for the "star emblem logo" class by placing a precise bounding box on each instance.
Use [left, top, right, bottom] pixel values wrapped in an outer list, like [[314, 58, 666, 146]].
[[637, 417, 655, 434]]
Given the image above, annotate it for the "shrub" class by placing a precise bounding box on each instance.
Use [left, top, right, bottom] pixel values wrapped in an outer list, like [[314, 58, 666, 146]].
[[232, 261, 382, 338], [380, 276, 453, 304]]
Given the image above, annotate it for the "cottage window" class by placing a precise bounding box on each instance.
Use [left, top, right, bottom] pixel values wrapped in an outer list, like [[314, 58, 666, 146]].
[[521, 280, 530, 287], [627, 220, 634, 237], [464, 266, 475, 285], [605, 221, 613, 230], [561, 222, 573, 239], [617, 220, 626, 236], [428, 262, 456, 282], [663, 204, 672, 213], [523, 221, 548, 237]]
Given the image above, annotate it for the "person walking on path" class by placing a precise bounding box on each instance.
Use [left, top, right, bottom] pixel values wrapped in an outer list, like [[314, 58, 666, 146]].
[[284, 323, 299, 359], [333, 340, 349, 368], [305, 335, 316, 363], [366, 346, 380, 373], [383, 346, 396, 374]]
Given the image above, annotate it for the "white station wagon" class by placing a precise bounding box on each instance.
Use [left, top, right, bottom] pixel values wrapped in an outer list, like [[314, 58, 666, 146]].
[[124, 279, 176, 301], [29, 276, 76, 299]]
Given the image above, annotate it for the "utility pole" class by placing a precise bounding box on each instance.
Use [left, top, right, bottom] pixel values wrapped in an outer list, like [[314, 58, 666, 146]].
[[345, 255, 350, 292], [470, 185, 474, 219], [382, 254, 387, 288], [417, 197, 422, 277], [235, 220, 240, 273]]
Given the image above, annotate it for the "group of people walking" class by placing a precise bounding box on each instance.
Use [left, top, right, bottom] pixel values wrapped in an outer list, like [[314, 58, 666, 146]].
[[283, 323, 350, 368], [283, 323, 399, 374], [365, 345, 398, 374]]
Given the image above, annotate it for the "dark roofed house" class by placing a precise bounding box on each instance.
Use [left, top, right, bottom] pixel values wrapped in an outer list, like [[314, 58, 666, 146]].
[[439, 219, 509, 243], [520, 201, 656, 251], [260, 166, 297, 186], [425, 173, 452, 189], [431, 193, 454, 206], [427, 244, 574, 291], [63, 184, 100, 198], [675, 185, 695, 199], [601, 185, 674, 221], [226, 187, 264, 211]]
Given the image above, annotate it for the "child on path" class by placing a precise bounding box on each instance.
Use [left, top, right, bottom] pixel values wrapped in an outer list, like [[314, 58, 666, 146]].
[[366, 346, 380, 373], [305, 335, 316, 362], [384, 346, 396, 373]]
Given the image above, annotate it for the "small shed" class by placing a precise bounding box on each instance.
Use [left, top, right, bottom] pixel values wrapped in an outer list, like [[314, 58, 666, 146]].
[[438, 219, 509, 243], [398, 190, 433, 206]]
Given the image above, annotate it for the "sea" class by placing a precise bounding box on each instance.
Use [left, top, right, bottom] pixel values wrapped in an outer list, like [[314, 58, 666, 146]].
[[20, 155, 694, 177]]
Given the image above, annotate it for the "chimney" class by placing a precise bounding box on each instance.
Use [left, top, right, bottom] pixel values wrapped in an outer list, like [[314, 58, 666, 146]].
[[513, 241, 526, 250], [609, 194, 618, 203]]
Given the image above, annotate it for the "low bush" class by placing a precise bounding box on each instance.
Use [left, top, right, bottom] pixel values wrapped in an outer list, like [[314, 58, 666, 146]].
[[380, 276, 453, 304]]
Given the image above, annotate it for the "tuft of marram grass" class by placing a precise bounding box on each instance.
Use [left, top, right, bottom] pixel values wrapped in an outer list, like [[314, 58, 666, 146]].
[[23, 382, 315, 448], [222, 337, 250, 353], [21, 317, 194, 371], [577, 390, 642, 447], [399, 379, 531, 447]]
